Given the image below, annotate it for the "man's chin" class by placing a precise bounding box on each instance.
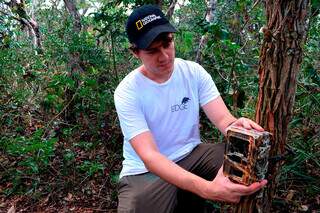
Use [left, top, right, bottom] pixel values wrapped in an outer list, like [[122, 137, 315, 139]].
[[159, 63, 174, 73], [160, 67, 173, 75]]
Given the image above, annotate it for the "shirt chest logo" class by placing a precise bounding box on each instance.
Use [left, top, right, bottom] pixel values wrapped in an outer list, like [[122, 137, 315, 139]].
[[171, 97, 190, 112]]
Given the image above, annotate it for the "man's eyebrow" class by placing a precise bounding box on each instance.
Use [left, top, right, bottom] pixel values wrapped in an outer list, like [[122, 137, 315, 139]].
[[145, 47, 157, 51], [145, 38, 172, 51], [145, 43, 162, 51]]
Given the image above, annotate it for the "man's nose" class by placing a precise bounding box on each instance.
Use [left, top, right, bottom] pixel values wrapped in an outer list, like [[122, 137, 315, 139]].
[[158, 48, 169, 61]]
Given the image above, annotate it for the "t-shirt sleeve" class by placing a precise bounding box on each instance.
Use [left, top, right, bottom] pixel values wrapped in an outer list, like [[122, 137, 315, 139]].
[[196, 63, 220, 106], [114, 85, 149, 141]]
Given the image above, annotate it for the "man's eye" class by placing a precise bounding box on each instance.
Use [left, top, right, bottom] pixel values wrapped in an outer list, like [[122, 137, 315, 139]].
[[163, 41, 172, 48], [146, 50, 156, 54]]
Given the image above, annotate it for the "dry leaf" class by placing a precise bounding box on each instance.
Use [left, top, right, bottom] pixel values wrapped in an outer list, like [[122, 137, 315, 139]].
[[286, 189, 296, 201], [7, 205, 15, 213], [299, 205, 309, 212], [64, 193, 73, 202]]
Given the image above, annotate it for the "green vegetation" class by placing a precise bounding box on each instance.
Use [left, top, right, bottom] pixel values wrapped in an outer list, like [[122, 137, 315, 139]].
[[0, 0, 319, 211]]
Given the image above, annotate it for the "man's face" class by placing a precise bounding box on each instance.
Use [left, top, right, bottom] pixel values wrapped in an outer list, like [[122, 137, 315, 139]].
[[134, 33, 175, 81]]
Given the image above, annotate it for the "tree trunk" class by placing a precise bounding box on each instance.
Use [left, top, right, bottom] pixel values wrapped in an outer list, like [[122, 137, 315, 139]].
[[235, 0, 310, 212], [195, 0, 217, 63], [166, 0, 178, 20], [63, 0, 84, 122], [63, 0, 82, 33], [5, 0, 42, 52]]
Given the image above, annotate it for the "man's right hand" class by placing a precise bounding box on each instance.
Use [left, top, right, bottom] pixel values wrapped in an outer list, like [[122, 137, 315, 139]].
[[203, 166, 268, 203]]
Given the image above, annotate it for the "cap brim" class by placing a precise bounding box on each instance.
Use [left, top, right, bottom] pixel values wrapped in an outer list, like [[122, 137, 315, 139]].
[[135, 23, 177, 49]]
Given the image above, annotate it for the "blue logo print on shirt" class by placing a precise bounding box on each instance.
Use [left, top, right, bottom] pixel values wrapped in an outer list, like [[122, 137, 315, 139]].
[[171, 97, 190, 112], [181, 97, 190, 104]]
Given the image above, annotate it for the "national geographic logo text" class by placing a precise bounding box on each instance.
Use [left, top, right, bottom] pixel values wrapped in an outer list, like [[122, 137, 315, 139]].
[[136, 14, 161, 30]]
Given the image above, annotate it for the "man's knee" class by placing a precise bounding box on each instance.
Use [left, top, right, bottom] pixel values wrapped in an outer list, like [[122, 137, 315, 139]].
[[194, 143, 225, 180], [118, 190, 142, 212], [117, 176, 158, 212]]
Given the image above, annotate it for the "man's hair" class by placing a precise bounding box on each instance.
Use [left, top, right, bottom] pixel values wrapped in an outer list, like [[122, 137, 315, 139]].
[[129, 32, 174, 53]]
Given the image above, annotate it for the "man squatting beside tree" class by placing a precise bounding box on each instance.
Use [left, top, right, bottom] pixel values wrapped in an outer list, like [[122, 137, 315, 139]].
[[114, 4, 267, 213]]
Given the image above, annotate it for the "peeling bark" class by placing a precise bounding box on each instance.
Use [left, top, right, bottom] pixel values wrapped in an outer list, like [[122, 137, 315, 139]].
[[235, 0, 310, 212]]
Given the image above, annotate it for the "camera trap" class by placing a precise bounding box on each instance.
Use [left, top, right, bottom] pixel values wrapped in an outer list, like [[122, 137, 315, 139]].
[[223, 126, 271, 185]]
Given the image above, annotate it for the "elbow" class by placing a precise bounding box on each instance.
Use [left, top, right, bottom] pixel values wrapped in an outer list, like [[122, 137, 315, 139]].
[[140, 151, 159, 172]]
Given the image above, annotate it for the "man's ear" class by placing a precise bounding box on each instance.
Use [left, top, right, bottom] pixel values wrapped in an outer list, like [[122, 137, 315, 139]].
[[132, 51, 140, 58], [129, 48, 140, 58]]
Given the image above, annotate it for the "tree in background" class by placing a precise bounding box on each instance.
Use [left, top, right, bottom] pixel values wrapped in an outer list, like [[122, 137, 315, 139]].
[[195, 0, 217, 63]]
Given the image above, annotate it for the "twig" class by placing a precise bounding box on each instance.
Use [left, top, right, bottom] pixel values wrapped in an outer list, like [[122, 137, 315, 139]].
[[239, 39, 249, 53], [98, 178, 108, 197], [79, 174, 90, 185]]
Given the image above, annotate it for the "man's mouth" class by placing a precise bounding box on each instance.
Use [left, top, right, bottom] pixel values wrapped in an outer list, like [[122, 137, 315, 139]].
[[159, 62, 171, 67]]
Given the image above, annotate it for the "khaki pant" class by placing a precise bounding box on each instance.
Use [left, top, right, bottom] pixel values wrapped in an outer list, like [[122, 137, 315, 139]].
[[117, 143, 225, 213]]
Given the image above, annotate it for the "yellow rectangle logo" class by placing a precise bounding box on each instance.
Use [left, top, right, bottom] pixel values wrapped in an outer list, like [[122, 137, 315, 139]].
[[136, 20, 143, 30]]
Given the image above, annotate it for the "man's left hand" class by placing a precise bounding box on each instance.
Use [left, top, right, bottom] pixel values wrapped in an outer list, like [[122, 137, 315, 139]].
[[229, 117, 264, 132]]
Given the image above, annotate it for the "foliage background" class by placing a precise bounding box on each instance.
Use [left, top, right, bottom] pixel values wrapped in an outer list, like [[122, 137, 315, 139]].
[[0, 0, 319, 212]]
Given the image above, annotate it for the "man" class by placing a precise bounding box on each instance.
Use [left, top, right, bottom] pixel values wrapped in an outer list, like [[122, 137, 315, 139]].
[[114, 4, 267, 213]]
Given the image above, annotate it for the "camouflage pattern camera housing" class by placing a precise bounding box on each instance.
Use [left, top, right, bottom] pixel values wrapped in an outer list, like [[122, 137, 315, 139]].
[[223, 126, 271, 185]]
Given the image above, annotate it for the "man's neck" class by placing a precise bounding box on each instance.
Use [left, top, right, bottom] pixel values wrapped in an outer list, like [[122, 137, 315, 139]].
[[139, 65, 173, 84]]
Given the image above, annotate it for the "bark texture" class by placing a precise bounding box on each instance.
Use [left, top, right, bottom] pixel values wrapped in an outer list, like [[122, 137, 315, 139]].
[[235, 0, 310, 212]]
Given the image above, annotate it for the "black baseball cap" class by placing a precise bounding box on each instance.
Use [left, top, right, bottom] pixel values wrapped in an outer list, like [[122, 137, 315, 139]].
[[126, 4, 177, 49]]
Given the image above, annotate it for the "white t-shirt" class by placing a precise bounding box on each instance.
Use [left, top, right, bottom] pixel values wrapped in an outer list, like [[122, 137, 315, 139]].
[[114, 58, 220, 178]]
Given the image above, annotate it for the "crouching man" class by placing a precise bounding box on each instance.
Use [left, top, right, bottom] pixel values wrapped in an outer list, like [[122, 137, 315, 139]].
[[114, 4, 267, 213]]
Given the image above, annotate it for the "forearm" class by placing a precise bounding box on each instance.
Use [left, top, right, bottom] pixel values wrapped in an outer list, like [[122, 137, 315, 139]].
[[215, 112, 237, 135], [142, 150, 209, 198], [202, 97, 237, 135]]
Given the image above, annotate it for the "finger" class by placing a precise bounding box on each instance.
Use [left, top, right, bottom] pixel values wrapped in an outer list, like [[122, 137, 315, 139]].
[[229, 179, 267, 195], [229, 195, 241, 203], [234, 118, 252, 129], [239, 118, 264, 131], [242, 119, 252, 129], [233, 197, 241, 203], [218, 165, 224, 175], [249, 121, 264, 131], [216, 195, 241, 203], [212, 165, 225, 181], [241, 180, 268, 195]]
